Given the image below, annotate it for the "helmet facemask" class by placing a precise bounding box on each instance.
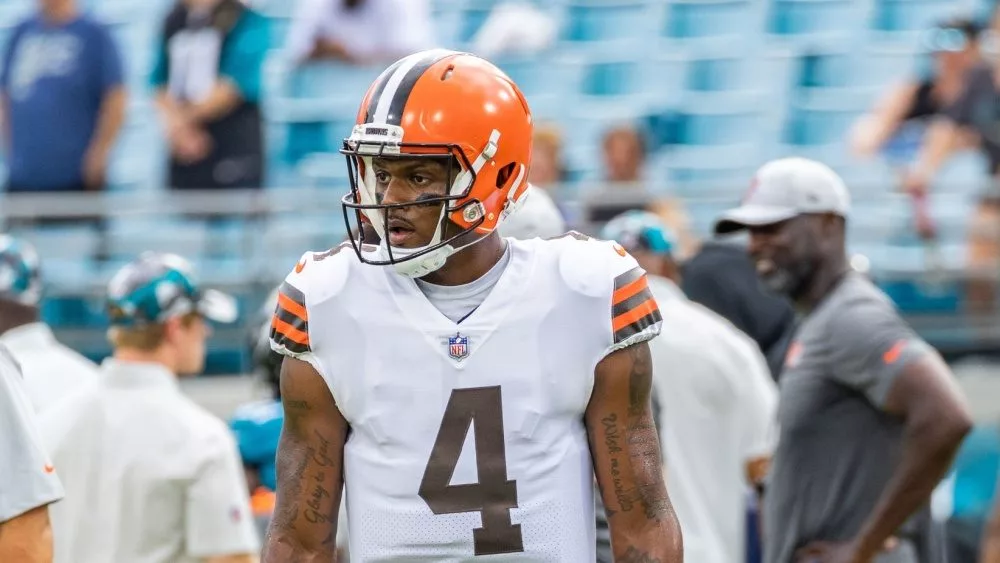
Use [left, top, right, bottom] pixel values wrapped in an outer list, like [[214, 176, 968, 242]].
[[340, 124, 501, 278]]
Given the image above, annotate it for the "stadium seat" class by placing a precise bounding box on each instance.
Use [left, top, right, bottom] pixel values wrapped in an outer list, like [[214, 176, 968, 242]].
[[105, 218, 210, 261], [768, 0, 859, 38], [662, 0, 758, 44], [871, 0, 956, 33], [562, 0, 656, 47]]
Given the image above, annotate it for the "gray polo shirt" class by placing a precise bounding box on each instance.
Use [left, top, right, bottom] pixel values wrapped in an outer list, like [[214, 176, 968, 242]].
[[0, 344, 63, 522], [764, 273, 932, 563]]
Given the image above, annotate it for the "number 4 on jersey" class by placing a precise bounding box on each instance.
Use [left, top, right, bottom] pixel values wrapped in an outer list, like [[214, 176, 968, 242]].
[[419, 386, 525, 556]]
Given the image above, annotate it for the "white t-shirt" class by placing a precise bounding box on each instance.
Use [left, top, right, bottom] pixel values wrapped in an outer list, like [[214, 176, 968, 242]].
[[0, 322, 100, 414], [38, 360, 259, 563], [285, 0, 434, 63], [647, 276, 778, 563], [0, 344, 63, 522]]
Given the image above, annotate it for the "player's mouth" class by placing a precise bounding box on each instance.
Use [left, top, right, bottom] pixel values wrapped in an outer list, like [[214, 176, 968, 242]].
[[387, 217, 418, 246]]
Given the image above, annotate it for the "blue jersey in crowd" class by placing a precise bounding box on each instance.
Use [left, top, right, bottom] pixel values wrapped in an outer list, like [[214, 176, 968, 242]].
[[229, 399, 283, 491], [0, 13, 123, 190]]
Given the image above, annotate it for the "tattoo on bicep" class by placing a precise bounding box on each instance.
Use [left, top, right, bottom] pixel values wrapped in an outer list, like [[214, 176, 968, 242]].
[[619, 546, 662, 563], [627, 344, 652, 416]]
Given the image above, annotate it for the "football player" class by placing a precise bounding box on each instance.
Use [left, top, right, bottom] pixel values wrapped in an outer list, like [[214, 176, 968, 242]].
[[261, 49, 683, 562]]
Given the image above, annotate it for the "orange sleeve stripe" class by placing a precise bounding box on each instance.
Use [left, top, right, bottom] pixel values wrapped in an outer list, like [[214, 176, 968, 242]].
[[612, 275, 648, 305], [277, 292, 308, 323], [271, 316, 310, 346], [612, 298, 660, 333]]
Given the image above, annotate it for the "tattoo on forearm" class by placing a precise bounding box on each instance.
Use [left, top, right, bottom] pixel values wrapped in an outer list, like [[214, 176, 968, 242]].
[[268, 397, 340, 548], [601, 344, 673, 523], [619, 546, 662, 563]]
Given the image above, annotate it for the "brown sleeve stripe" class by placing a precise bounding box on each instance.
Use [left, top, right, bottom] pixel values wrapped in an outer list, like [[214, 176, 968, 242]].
[[612, 299, 662, 344], [278, 281, 306, 309], [270, 315, 310, 354], [613, 266, 645, 293], [270, 281, 310, 354], [612, 283, 655, 320]]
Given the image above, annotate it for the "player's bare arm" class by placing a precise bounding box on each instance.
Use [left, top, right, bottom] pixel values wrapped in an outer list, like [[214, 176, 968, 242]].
[[850, 353, 972, 559], [262, 357, 348, 563], [0, 505, 54, 563], [586, 341, 683, 563]]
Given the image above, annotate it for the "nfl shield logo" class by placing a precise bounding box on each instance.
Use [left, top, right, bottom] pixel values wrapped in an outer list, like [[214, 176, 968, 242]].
[[448, 333, 469, 360]]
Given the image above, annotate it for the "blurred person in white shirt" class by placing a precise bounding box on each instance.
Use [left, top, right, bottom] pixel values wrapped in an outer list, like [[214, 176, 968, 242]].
[[38, 252, 259, 563], [600, 210, 779, 563], [285, 0, 434, 65], [0, 344, 63, 563], [0, 235, 99, 413]]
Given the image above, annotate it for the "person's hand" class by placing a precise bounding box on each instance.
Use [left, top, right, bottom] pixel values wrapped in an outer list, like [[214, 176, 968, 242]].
[[169, 124, 211, 164], [81, 146, 109, 190], [902, 169, 929, 196], [911, 190, 937, 240]]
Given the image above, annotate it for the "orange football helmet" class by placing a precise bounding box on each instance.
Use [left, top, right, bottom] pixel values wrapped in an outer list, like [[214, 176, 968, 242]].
[[340, 49, 533, 277]]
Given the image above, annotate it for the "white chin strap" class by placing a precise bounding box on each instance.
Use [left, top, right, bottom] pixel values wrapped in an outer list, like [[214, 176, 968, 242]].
[[375, 229, 495, 278]]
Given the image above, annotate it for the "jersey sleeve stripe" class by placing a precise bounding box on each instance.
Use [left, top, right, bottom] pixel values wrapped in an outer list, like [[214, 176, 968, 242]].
[[613, 304, 663, 344], [612, 297, 660, 333], [278, 281, 307, 308], [612, 284, 655, 320], [612, 274, 649, 309], [613, 266, 644, 293], [277, 292, 308, 324], [270, 315, 310, 353]]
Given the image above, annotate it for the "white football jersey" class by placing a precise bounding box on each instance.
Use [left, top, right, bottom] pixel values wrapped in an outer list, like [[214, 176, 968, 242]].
[[270, 235, 662, 562]]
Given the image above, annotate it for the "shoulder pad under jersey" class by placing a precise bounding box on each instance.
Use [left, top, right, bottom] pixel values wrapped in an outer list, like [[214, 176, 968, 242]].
[[552, 232, 663, 351], [269, 242, 354, 359]]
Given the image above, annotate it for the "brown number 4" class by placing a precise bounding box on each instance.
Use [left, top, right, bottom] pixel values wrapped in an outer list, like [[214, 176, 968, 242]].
[[419, 386, 525, 556]]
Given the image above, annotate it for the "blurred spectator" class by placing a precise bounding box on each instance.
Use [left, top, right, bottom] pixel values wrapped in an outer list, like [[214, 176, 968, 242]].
[[905, 9, 1000, 310], [0, 345, 63, 563], [470, 1, 557, 58], [602, 123, 646, 185], [0, 236, 99, 413], [933, 422, 1000, 562], [850, 19, 981, 166], [0, 0, 126, 193], [582, 124, 652, 226], [38, 252, 258, 563], [598, 211, 778, 563], [717, 157, 972, 563], [680, 233, 796, 382], [985, 467, 1000, 562], [285, 0, 433, 65], [151, 0, 268, 191], [528, 123, 567, 191]]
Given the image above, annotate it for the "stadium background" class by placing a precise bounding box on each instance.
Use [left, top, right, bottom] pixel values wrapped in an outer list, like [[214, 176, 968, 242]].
[[2, 0, 1000, 538]]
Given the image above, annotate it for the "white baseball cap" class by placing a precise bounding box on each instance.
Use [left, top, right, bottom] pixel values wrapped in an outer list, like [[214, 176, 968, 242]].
[[714, 157, 851, 235]]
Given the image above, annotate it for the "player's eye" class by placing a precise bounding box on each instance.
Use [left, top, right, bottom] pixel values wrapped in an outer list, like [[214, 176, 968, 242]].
[[411, 174, 429, 185], [374, 170, 390, 184]]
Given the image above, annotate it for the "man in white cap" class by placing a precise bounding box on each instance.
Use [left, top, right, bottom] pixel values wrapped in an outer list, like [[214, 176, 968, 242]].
[[715, 157, 973, 563], [0, 345, 63, 562], [38, 251, 259, 563], [0, 235, 100, 413]]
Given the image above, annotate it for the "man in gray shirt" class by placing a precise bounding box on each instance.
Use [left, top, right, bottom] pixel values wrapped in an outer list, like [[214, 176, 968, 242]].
[[0, 344, 64, 562], [715, 157, 973, 563]]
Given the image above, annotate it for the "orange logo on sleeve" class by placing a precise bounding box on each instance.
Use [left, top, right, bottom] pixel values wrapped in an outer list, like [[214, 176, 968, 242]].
[[883, 340, 907, 364], [294, 258, 307, 274], [612, 243, 627, 257], [43, 464, 55, 474]]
